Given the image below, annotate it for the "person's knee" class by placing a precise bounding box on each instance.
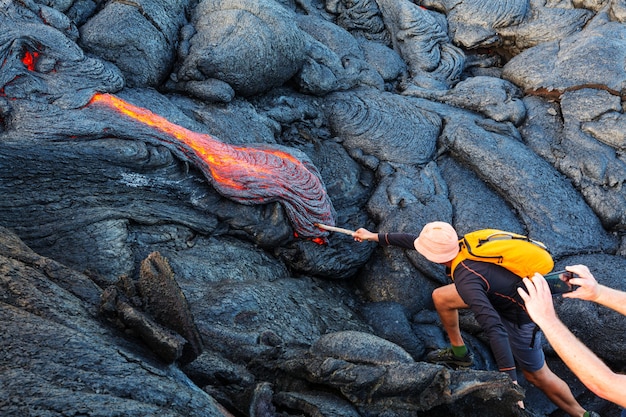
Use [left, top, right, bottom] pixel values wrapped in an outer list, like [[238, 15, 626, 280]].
[[432, 287, 441, 299], [432, 287, 446, 306], [523, 369, 540, 386], [522, 365, 550, 387], [433, 285, 466, 310]]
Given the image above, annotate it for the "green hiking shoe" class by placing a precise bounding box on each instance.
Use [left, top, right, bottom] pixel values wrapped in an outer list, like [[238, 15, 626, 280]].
[[425, 347, 474, 369]]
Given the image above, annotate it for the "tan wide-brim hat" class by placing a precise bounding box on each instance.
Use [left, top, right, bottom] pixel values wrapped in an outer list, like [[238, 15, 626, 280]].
[[413, 221, 460, 263]]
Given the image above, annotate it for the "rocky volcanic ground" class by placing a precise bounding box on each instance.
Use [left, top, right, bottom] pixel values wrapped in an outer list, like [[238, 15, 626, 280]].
[[1, 0, 626, 416]]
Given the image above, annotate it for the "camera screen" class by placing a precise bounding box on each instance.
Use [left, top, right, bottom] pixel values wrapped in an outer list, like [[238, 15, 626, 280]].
[[543, 270, 575, 294]]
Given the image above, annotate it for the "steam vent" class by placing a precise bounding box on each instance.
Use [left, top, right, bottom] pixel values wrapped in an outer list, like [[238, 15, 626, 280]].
[[1, 1, 625, 417]]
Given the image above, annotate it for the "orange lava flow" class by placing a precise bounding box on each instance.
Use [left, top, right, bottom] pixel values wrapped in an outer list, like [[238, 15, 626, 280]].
[[89, 93, 335, 240]]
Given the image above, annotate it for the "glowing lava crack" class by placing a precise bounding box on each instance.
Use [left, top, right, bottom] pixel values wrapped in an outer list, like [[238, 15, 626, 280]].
[[90, 93, 336, 240]]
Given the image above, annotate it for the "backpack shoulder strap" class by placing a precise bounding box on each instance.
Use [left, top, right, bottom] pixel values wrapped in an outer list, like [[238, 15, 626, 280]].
[[449, 238, 468, 280]]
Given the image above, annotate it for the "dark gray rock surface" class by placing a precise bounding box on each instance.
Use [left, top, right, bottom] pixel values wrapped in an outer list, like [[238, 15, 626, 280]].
[[1, 0, 625, 416], [0, 227, 227, 416]]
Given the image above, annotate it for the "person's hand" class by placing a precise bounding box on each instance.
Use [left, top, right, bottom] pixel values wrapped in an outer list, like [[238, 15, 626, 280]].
[[512, 381, 524, 409], [517, 273, 558, 328], [562, 264, 600, 301], [353, 228, 377, 242]]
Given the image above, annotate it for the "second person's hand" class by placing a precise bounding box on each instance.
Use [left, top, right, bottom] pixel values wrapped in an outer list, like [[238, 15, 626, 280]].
[[562, 265, 601, 301]]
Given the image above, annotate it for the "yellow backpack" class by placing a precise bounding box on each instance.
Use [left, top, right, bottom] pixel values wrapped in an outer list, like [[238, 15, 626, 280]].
[[450, 229, 554, 280]]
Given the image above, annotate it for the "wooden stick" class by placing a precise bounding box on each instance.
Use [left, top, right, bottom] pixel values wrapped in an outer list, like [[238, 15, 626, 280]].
[[314, 223, 355, 236]]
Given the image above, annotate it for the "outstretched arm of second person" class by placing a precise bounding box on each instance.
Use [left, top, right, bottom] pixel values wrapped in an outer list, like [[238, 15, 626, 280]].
[[518, 274, 626, 407]]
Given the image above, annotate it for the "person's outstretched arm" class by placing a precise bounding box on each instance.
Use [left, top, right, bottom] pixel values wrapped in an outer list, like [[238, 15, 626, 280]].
[[518, 273, 626, 407], [563, 264, 626, 316], [353, 228, 419, 251]]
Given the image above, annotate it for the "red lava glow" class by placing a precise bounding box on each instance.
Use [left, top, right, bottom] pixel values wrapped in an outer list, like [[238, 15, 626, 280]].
[[21, 51, 39, 71], [89, 93, 335, 241], [311, 237, 327, 245]]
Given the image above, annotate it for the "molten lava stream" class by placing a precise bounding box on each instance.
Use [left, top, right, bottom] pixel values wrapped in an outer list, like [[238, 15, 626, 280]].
[[89, 93, 336, 240]]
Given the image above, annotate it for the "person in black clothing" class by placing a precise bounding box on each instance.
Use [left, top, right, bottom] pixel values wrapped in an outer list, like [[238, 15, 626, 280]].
[[354, 221, 597, 417]]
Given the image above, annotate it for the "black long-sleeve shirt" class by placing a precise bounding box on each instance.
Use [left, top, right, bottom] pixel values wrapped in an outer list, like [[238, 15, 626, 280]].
[[377, 232, 530, 381], [377, 232, 417, 249]]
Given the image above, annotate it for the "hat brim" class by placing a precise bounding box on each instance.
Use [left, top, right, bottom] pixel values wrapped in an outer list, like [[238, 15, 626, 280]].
[[414, 237, 459, 264]]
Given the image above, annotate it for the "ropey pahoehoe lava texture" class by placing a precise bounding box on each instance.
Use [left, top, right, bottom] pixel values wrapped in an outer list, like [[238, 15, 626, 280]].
[[1, 0, 626, 416], [89, 93, 336, 240]]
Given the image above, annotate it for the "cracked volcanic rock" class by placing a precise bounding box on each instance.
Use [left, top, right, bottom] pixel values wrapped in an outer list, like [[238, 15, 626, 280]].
[[1, 0, 626, 416]]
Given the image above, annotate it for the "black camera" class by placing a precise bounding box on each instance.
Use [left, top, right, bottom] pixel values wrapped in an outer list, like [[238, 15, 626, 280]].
[[544, 270, 576, 294]]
